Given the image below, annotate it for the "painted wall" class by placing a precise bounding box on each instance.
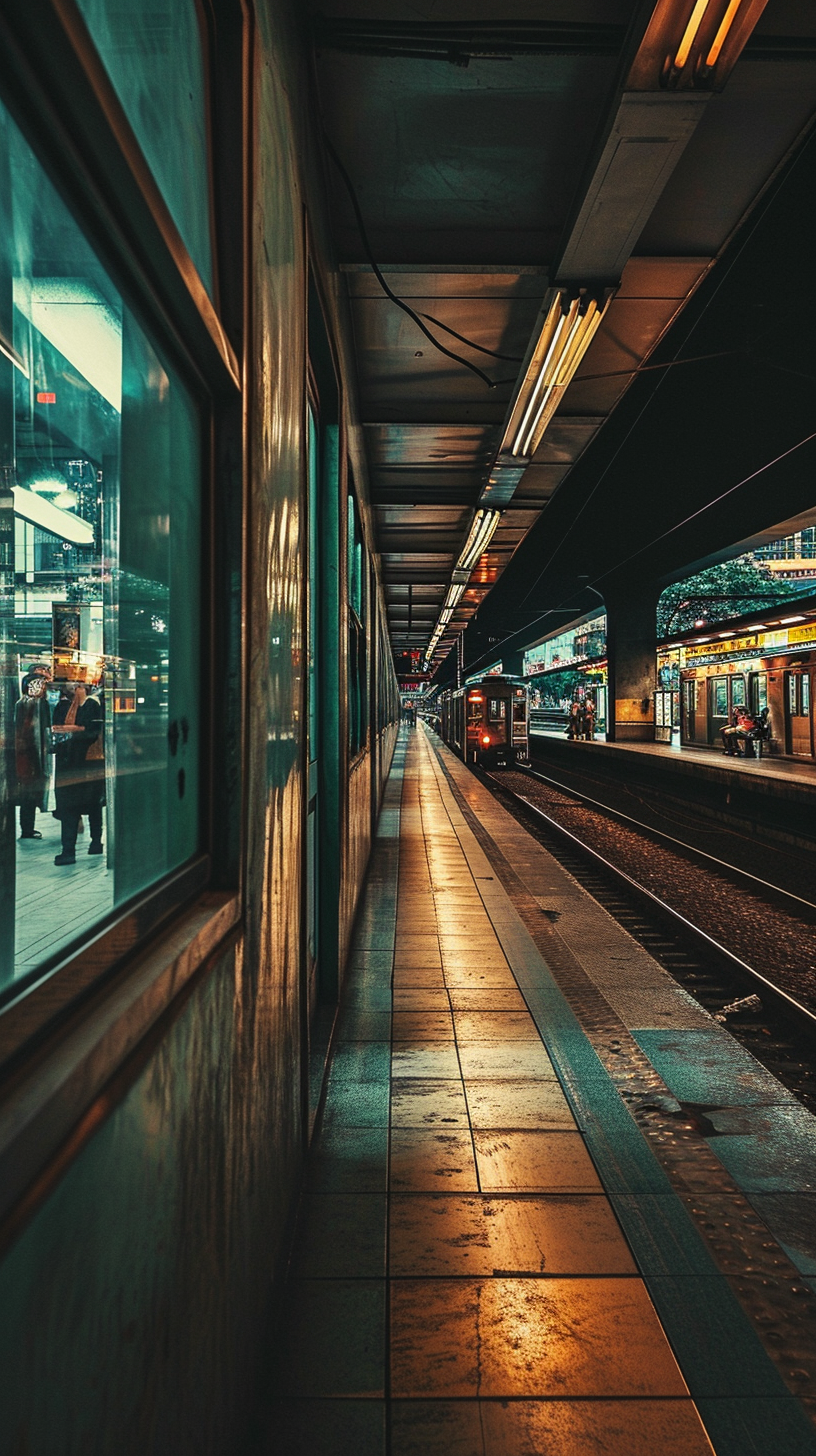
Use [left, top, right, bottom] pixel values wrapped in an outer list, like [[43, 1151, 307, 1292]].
[[0, 2, 397, 1451]]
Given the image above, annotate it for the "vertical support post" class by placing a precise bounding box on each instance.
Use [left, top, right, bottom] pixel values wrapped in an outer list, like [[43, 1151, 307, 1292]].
[[605, 585, 660, 742]]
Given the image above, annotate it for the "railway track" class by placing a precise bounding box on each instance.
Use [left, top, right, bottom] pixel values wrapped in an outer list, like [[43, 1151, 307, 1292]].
[[481, 764, 816, 1112]]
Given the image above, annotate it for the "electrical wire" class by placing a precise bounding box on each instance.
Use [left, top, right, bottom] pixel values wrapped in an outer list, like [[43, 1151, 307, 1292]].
[[323, 136, 521, 386]]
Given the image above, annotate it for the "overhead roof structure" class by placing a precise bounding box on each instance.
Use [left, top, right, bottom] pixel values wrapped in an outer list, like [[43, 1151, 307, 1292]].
[[309, 1, 816, 679]]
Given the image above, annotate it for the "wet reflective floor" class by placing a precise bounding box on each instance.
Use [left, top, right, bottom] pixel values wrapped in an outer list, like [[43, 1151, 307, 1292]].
[[256, 730, 816, 1455]]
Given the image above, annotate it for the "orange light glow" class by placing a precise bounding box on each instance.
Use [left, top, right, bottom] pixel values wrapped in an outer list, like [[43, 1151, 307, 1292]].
[[705, 0, 743, 66], [674, 0, 711, 68], [481, 734, 491, 747]]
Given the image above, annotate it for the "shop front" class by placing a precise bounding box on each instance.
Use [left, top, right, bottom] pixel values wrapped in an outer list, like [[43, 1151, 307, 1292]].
[[659, 604, 816, 758]]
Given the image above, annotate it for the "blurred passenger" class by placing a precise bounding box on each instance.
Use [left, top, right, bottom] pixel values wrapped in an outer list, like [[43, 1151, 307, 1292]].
[[567, 696, 582, 739], [52, 681, 105, 865], [14, 667, 52, 839], [582, 696, 596, 740]]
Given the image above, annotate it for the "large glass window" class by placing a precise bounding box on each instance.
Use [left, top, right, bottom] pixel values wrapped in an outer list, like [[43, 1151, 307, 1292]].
[[74, 0, 213, 293], [1, 95, 200, 996]]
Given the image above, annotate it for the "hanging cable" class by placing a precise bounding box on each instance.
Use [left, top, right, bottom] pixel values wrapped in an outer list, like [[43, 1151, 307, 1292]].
[[324, 136, 521, 386]]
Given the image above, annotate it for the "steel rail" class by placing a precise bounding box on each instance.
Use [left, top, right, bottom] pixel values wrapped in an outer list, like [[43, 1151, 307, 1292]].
[[484, 770, 816, 1039], [520, 761, 816, 920]]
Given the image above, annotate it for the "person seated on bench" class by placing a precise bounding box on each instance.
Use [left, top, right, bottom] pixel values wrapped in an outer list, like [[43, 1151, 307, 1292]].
[[721, 705, 757, 756]]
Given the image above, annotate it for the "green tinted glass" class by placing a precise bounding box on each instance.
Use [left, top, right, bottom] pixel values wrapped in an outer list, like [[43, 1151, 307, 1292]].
[[0, 95, 200, 995], [74, 0, 213, 293]]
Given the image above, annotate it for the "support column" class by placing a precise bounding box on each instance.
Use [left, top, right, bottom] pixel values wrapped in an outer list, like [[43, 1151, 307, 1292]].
[[605, 585, 660, 742]]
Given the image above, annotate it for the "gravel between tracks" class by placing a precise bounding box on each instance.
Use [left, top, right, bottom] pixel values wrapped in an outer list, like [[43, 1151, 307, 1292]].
[[496, 768, 816, 1014]]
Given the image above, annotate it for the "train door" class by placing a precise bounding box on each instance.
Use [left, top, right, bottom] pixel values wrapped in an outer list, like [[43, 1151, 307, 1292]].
[[681, 678, 698, 743], [708, 677, 729, 744], [785, 670, 813, 757], [749, 671, 768, 718]]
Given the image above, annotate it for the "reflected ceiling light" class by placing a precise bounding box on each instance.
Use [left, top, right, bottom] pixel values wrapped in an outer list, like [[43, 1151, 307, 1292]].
[[500, 290, 612, 463], [0, 329, 29, 378], [55, 490, 79, 511], [16, 279, 123, 412], [27, 474, 66, 494], [12, 486, 94, 545]]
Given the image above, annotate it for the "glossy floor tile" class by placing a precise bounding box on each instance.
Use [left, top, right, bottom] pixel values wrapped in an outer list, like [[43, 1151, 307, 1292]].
[[261, 732, 724, 1456]]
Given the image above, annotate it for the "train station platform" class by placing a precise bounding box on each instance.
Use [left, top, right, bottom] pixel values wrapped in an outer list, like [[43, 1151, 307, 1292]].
[[254, 727, 816, 1456], [529, 730, 816, 856], [530, 727, 816, 788]]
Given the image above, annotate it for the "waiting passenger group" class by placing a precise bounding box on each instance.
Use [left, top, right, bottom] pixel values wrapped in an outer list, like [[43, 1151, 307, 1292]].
[[14, 669, 106, 866], [566, 694, 596, 740]]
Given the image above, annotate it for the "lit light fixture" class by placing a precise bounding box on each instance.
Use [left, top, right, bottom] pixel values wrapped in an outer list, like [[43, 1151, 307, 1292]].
[[653, 0, 765, 88], [704, 0, 744, 66], [499, 289, 612, 463], [673, 0, 711, 71], [455, 509, 501, 577], [780, 615, 807, 625], [423, 509, 503, 667]]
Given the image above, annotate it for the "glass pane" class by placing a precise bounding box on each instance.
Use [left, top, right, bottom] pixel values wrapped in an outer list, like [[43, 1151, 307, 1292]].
[[74, 0, 213, 293], [803, 674, 810, 715], [788, 675, 798, 714], [713, 680, 728, 717], [307, 406, 318, 763], [730, 676, 746, 707], [0, 96, 200, 996]]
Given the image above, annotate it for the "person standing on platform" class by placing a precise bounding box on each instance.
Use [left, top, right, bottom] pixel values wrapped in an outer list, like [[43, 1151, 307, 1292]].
[[582, 695, 596, 740], [14, 667, 52, 839], [567, 696, 582, 740], [52, 681, 105, 865]]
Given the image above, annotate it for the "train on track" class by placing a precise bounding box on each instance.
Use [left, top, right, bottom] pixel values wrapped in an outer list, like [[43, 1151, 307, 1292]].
[[439, 675, 529, 767]]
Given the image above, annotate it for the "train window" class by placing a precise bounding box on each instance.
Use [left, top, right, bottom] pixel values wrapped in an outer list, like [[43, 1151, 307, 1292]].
[[488, 699, 506, 721], [0, 93, 201, 998], [467, 697, 482, 720], [74, 0, 214, 294], [750, 673, 768, 713], [803, 675, 811, 715]]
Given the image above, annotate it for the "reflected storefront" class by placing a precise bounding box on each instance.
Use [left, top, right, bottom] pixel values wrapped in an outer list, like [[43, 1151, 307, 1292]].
[[523, 613, 608, 735], [1, 89, 201, 992]]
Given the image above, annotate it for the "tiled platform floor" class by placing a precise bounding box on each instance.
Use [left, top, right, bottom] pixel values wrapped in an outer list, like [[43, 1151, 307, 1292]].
[[257, 729, 816, 1456], [11, 801, 111, 985]]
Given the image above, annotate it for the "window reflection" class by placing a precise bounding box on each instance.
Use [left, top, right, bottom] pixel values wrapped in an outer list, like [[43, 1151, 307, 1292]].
[[1, 97, 200, 994], [74, 0, 213, 293]]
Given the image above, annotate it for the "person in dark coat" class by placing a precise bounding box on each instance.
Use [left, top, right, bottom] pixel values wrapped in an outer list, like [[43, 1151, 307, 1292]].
[[14, 667, 52, 838], [52, 681, 105, 865]]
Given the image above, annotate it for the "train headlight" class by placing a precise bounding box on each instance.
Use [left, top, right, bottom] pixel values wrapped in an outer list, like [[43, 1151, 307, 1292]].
[[481, 734, 491, 747]]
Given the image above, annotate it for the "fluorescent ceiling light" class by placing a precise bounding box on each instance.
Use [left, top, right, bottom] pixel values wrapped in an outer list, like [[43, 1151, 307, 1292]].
[[705, 0, 744, 67], [674, 0, 711, 69], [13, 486, 94, 545], [456, 509, 501, 576], [500, 290, 611, 462]]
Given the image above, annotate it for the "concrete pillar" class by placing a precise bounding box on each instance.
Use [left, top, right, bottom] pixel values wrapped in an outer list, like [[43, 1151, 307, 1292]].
[[605, 585, 659, 742]]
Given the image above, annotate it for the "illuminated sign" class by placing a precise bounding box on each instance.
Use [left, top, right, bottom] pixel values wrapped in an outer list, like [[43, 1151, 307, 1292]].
[[679, 621, 816, 667], [36, 391, 56, 404]]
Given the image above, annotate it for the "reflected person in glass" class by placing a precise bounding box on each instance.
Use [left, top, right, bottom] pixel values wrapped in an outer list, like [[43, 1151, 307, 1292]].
[[14, 667, 52, 840], [51, 682, 105, 865]]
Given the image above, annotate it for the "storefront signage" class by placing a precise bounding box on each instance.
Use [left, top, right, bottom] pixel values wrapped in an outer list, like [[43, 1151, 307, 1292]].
[[677, 621, 816, 667]]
